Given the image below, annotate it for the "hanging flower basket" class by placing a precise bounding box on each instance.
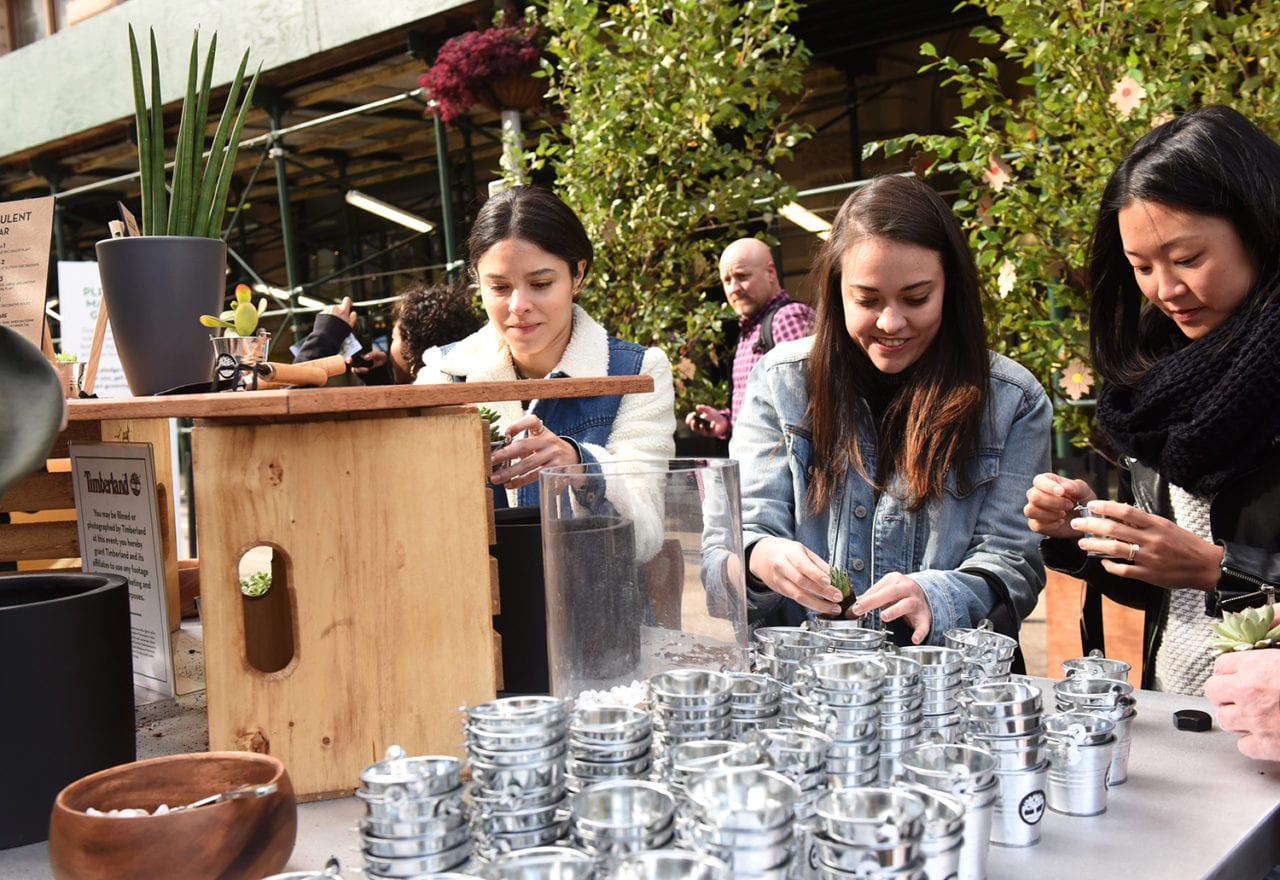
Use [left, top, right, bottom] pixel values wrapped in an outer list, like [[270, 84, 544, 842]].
[[418, 23, 545, 123], [483, 71, 548, 113]]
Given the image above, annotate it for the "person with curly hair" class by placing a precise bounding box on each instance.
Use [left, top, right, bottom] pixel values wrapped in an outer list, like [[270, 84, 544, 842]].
[[387, 283, 483, 383], [293, 284, 482, 384]]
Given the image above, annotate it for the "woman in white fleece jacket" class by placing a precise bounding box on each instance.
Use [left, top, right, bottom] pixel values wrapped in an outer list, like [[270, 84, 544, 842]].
[[416, 186, 676, 532]]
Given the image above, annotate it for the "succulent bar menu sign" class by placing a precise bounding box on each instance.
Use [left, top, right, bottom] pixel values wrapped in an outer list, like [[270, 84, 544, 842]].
[[68, 441, 175, 697], [0, 195, 55, 349]]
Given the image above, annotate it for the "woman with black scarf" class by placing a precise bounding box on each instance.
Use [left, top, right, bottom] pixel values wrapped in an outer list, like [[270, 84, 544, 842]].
[[1025, 105, 1280, 703]]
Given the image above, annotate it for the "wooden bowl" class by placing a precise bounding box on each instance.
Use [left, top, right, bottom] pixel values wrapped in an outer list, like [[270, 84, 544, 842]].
[[48, 751, 297, 880]]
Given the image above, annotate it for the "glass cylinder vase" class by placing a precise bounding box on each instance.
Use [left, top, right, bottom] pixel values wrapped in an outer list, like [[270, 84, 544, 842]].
[[539, 458, 748, 700]]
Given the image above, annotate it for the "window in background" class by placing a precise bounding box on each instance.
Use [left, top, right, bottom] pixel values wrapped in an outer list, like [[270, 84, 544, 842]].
[[8, 0, 46, 48], [4, 0, 123, 50]]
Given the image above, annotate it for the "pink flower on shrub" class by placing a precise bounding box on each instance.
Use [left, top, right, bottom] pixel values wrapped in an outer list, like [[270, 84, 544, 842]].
[[997, 258, 1017, 299], [419, 23, 544, 123], [985, 153, 1012, 192], [1109, 75, 1146, 119], [1058, 359, 1094, 401]]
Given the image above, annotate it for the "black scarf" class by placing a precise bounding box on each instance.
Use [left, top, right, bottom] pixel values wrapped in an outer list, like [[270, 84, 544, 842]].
[[1096, 298, 1280, 496]]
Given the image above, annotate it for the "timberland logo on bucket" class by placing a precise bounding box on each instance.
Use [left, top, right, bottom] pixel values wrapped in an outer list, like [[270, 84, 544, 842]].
[[84, 470, 142, 496]]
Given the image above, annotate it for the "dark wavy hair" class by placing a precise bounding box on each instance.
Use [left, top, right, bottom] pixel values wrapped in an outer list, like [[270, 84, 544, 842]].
[[1090, 105, 1280, 386], [805, 175, 990, 513], [394, 283, 482, 378], [467, 185, 593, 284]]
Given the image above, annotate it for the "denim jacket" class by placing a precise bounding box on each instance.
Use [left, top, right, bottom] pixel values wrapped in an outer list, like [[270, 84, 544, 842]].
[[730, 337, 1052, 643]]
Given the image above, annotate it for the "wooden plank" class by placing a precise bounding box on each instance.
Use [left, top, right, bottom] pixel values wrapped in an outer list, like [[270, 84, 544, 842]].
[[0, 521, 80, 561], [0, 471, 76, 512], [65, 375, 656, 423], [47, 421, 102, 460], [197, 406, 497, 799]]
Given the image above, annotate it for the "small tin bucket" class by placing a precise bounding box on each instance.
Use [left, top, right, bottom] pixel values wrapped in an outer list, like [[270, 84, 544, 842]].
[[1061, 654, 1132, 684], [989, 761, 1047, 847], [1044, 711, 1116, 816]]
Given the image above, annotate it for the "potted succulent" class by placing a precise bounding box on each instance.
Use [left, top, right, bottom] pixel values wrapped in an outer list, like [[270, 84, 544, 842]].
[[95, 27, 260, 396], [53, 351, 83, 398], [201, 283, 270, 390]]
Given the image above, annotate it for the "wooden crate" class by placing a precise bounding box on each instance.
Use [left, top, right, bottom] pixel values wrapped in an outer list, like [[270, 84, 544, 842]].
[[194, 405, 498, 800]]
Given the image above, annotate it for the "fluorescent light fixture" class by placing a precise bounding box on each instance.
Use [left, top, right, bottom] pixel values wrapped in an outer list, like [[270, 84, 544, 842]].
[[344, 190, 435, 234], [779, 201, 832, 240], [296, 295, 328, 311]]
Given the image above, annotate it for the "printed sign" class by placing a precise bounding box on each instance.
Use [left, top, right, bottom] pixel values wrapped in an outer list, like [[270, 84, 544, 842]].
[[69, 441, 175, 697], [57, 260, 131, 398], [0, 195, 55, 348]]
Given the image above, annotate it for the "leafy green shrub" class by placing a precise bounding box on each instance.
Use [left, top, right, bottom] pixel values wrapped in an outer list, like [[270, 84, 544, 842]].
[[532, 0, 810, 412]]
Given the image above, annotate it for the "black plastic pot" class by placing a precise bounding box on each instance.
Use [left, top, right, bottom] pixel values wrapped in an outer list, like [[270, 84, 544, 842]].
[[0, 573, 135, 849], [95, 236, 228, 396], [491, 507, 550, 695]]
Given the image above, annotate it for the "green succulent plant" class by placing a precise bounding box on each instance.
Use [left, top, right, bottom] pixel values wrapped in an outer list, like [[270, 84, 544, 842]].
[[1210, 605, 1280, 654], [479, 406, 504, 443], [829, 565, 856, 617], [239, 570, 272, 598], [55, 352, 79, 363], [200, 283, 267, 336]]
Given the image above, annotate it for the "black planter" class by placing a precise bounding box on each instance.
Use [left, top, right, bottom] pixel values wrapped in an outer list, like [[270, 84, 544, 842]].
[[491, 507, 550, 695], [0, 573, 135, 849], [95, 236, 228, 396]]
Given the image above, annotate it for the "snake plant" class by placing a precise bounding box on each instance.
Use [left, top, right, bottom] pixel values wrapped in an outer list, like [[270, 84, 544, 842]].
[[127, 26, 260, 237]]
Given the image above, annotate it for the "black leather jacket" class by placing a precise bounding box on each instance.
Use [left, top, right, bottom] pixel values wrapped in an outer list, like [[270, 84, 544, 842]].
[[1041, 443, 1280, 688]]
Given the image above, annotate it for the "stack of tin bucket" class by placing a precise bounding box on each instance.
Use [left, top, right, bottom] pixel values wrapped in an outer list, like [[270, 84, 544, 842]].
[[877, 654, 924, 784], [355, 746, 470, 877], [566, 704, 653, 793], [568, 779, 676, 867], [683, 766, 800, 879], [464, 695, 570, 860], [811, 786, 927, 879], [648, 669, 735, 778], [897, 742, 997, 880], [730, 672, 783, 737], [1054, 668, 1137, 786], [957, 680, 1047, 848], [794, 653, 887, 789], [898, 645, 966, 744]]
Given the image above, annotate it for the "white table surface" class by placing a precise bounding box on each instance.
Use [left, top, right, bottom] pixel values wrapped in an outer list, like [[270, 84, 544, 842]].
[[5, 679, 1279, 879]]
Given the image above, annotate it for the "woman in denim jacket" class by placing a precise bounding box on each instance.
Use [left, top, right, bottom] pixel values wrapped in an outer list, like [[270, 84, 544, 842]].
[[733, 176, 1051, 646]]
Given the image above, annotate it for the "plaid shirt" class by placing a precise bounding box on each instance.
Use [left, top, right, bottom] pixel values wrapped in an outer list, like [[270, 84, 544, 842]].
[[726, 291, 815, 428]]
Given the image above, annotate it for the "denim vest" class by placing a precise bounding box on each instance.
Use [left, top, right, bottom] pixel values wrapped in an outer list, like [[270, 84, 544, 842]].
[[443, 337, 647, 508]]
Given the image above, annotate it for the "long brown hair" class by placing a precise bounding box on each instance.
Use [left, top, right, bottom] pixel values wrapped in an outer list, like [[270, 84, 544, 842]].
[[805, 176, 990, 513]]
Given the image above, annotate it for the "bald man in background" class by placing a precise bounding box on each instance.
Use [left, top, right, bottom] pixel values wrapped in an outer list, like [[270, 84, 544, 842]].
[[686, 238, 816, 440]]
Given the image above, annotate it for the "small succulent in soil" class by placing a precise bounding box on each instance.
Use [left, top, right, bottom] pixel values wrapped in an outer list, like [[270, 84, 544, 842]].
[[1210, 604, 1280, 654]]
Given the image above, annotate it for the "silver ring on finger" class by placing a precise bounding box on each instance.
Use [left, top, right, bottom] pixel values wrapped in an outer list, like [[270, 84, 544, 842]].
[[1127, 542, 1139, 563]]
